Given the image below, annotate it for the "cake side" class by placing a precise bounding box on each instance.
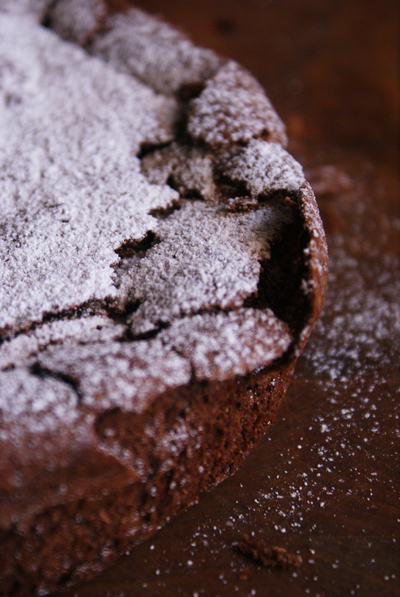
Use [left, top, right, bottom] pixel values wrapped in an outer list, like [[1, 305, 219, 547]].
[[1, 367, 294, 596]]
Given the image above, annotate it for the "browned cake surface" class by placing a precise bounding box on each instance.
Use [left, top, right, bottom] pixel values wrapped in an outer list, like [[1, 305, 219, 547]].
[[0, 1, 329, 595]]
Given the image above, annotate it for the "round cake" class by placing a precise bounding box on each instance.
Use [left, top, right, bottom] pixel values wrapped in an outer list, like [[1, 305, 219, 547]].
[[0, 1, 328, 595]]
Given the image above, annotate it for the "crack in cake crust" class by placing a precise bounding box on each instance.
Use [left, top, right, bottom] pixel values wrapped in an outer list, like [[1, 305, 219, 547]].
[[0, 9, 307, 381]]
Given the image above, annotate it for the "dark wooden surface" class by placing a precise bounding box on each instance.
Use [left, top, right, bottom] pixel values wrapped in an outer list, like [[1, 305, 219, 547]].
[[55, 1, 400, 595]]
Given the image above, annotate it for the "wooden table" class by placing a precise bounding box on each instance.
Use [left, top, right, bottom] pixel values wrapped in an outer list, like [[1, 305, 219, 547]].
[[55, 1, 400, 595]]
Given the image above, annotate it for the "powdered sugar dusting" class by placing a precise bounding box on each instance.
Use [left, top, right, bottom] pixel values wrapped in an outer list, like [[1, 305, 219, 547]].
[[89, 8, 222, 95], [298, 183, 329, 315], [141, 143, 217, 201], [36, 339, 192, 414], [188, 61, 288, 147], [0, 368, 79, 439], [0, 14, 178, 332], [31, 308, 290, 410], [301, 247, 400, 381], [221, 140, 305, 196], [117, 201, 293, 335], [0, 0, 52, 20], [0, 316, 124, 371], [0, 8, 325, 452], [159, 308, 291, 381], [47, 0, 106, 45]]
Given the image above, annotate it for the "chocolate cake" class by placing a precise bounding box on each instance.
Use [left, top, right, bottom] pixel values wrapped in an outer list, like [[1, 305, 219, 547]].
[[0, 1, 328, 595]]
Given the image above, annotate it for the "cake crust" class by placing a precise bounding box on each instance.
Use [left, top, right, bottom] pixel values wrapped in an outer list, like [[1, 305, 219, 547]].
[[0, 2, 327, 595]]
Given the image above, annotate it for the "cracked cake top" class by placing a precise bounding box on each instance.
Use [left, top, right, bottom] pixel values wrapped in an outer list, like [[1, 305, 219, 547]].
[[0, 1, 327, 502]]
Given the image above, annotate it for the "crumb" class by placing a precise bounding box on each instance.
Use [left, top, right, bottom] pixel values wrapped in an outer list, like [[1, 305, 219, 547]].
[[236, 534, 303, 569]]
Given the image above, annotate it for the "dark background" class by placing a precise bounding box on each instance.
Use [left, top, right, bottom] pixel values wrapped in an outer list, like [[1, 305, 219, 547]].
[[56, 1, 400, 595]]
